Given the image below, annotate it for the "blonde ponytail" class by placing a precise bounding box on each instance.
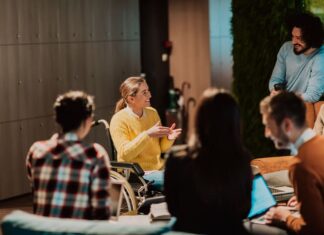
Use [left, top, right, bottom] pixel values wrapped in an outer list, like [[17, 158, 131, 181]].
[[115, 98, 126, 113]]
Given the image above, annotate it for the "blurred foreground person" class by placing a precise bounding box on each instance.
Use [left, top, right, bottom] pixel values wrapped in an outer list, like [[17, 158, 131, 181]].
[[165, 88, 252, 235], [260, 92, 324, 234]]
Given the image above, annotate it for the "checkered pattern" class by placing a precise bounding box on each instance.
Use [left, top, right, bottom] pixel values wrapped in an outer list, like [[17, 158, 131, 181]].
[[26, 133, 111, 220]]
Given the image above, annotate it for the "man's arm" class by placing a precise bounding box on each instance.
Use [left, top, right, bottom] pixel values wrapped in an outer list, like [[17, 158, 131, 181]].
[[269, 43, 287, 92], [290, 164, 324, 234], [301, 55, 324, 102]]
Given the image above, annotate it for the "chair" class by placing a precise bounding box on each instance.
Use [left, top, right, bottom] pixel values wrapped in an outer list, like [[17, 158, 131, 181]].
[[305, 101, 324, 129], [1, 210, 176, 235]]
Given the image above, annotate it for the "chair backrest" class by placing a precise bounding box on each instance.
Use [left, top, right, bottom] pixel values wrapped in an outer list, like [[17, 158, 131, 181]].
[[90, 119, 117, 161], [305, 101, 324, 129], [1, 210, 175, 235]]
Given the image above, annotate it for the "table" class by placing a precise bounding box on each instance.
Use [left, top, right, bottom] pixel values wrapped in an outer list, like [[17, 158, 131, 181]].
[[244, 221, 288, 235]]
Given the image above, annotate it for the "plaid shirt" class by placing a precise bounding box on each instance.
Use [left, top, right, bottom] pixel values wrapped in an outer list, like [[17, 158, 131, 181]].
[[26, 133, 111, 220]]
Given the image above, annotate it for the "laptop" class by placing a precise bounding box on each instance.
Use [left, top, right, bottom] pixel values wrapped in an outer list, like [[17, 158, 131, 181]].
[[248, 174, 277, 221], [247, 174, 295, 224], [251, 166, 294, 202], [109, 180, 124, 220]]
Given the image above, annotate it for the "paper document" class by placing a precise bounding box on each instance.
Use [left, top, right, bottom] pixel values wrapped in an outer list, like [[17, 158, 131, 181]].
[[150, 202, 171, 221]]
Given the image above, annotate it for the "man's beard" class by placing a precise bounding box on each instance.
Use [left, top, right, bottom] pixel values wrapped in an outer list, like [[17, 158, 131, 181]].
[[273, 129, 290, 150], [293, 43, 311, 55]]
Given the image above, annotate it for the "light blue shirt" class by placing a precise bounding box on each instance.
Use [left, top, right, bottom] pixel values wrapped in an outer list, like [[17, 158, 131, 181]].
[[269, 41, 324, 102], [291, 128, 316, 155]]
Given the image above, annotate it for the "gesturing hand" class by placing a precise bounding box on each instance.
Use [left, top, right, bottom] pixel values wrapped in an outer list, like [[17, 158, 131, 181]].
[[146, 122, 171, 138], [167, 123, 182, 140]]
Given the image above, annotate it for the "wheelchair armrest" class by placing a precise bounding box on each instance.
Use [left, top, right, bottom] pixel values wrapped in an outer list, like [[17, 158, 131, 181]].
[[111, 161, 145, 176]]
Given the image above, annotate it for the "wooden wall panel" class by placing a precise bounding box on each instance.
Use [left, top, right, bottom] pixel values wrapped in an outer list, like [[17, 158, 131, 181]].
[[168, 0, 211, 137], [0, 0, 140, 199]]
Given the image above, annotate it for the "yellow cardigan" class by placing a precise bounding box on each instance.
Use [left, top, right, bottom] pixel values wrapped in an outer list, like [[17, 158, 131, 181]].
[[110, 107, 174, 171]]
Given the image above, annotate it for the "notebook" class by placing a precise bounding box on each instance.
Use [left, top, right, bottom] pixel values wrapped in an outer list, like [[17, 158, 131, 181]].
[[109, 180, 124, 220]]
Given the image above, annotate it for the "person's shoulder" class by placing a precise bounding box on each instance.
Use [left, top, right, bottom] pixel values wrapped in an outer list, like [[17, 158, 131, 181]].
[[110, 108, 129, 124], [85, 142, 107, 156], [315, 45, 324, 59], [281, 41, 292, 49], [93, 143, 109, 156], [144, 106, 158, 114], [165, 146, 193, 178], [83, 142, 110, 162], [28, 134, 58, 158], [111, 108, 128, 119], [166, 145, 193, 165], [280, 41, 293, 53]]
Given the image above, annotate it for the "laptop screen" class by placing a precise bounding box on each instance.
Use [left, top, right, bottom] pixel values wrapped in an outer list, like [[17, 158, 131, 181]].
[[248, 174, 276, 219]]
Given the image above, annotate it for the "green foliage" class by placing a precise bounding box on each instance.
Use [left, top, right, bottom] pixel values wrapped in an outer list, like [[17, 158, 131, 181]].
[[231, 0, 301, 157]]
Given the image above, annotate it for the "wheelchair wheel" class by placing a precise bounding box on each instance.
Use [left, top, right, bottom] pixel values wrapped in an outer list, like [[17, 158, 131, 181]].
[[110, 170, 138, 214]]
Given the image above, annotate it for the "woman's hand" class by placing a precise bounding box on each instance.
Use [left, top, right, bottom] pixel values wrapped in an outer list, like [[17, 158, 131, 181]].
[[146, 122, 171, 138], [167, 123, 182, 140]]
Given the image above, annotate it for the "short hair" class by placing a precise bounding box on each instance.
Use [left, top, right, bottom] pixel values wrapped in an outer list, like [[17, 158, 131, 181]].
[[259, 95, 272, 116], [262, 92, 306, 128], [287, 12, 324, 48], [54, 91, 95, 133]]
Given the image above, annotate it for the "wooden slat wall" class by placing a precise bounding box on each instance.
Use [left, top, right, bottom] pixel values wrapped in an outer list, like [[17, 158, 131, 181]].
[[0, 0, 140, 200], [168, 0, 211, 137]]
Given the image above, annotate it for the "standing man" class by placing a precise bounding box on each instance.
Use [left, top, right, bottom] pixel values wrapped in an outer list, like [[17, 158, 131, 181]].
[[260, 92, 324, 234], [269, 12, 324, 102], [26, 91, 111, 220]]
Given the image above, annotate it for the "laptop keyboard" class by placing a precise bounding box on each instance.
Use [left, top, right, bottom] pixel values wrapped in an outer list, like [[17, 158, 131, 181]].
[[268, 186, 294, 202], [269, 187, 283, 193]]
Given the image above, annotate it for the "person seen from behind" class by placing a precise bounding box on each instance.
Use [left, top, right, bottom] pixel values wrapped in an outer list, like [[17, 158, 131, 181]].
[[26, 91, 111, 220], [164, 88, 252, 235]]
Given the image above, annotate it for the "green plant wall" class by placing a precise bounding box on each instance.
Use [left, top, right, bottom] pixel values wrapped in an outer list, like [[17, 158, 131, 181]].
[[231, 0, 302, 157]]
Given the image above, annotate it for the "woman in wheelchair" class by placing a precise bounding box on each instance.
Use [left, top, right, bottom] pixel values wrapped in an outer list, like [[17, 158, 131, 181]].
[[164, 88, 252, 235], [110, 76, 181, 172]]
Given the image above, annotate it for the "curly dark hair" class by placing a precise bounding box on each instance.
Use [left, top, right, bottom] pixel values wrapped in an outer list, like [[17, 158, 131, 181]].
[[54, 91, 95, 133], [287, 12, 324, 48]]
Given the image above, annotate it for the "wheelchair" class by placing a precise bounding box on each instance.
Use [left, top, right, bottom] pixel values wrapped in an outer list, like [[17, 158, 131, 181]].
[[90, 119, 165, 215]]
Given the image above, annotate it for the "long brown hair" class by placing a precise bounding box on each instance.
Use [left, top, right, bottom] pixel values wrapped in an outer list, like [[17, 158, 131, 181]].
[[115, 76, 146, 113]]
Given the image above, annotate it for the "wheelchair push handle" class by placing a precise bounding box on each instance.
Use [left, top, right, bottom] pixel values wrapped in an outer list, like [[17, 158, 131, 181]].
[[91, 119, 109, 129]]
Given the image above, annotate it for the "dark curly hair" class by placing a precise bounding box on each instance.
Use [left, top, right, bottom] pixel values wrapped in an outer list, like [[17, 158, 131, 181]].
[[54, 91, 95, 133], [287, 12, 324, 48]]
